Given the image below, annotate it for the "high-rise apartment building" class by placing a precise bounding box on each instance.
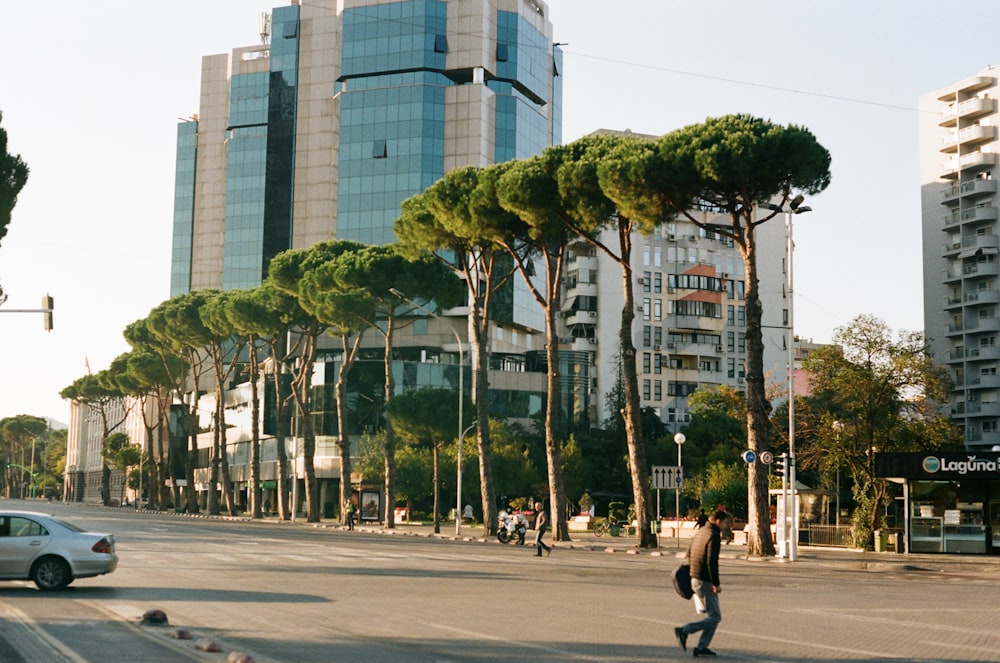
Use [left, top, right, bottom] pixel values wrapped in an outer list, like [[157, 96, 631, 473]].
[[171, 0, 561, 296], [569, 207, 790, 430], [921, 65, 1000, 450]]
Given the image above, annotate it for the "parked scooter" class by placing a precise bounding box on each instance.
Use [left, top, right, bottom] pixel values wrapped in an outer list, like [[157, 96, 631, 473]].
[[497, 511, 527, 544]]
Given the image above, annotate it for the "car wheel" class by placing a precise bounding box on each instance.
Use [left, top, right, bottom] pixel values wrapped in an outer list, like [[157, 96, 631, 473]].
[[32, 557, 72, 591]]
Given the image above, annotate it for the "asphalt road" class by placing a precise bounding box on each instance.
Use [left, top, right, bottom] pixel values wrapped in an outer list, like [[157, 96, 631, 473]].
[[2, 500, 999, 662]]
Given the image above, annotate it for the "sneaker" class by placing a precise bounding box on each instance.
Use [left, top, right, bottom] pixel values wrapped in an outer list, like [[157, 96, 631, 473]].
[[674, 627, 687, 652], [693, 647, 717, 657]]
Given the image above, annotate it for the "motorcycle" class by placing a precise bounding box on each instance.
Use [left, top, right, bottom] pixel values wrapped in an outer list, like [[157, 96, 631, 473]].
[[497, 511, 527, 545]]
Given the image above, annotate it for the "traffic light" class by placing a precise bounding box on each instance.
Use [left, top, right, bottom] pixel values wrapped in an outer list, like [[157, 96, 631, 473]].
[[42, 294, 53, 331], [774, 453, 787, 478]]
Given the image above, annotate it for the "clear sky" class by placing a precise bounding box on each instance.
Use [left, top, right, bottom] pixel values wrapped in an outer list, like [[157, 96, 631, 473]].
[[1, 0, 998, 424]]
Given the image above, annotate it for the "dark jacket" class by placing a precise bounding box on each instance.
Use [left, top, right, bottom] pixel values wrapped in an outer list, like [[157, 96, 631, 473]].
[[687, 521, 721, 586], [535, 509, 548, 531]]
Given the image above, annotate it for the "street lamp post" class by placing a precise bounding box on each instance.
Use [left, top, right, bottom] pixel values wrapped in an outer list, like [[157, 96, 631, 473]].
[[767, 196, 812, 562], [832, 421, 844, 529], [674, 432, 686, 549], [458, 421, 477, 535], [389, 289, 467, 536]]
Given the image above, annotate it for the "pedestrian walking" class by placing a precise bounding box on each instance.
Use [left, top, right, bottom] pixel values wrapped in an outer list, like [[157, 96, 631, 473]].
[[675, 509, 725, 657], [345, 500, 356, 530], [695, 508, 708, 529], [715, 503, 734, 544], [533, 501, 551, 557], [264, 499, 271, 516]]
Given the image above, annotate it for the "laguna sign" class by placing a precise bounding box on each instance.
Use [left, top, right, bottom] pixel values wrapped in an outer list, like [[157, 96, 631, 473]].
[[876, 452, 1000, 480]]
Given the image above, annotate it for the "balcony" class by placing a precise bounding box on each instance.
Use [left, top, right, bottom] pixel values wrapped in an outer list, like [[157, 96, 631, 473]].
[[942, 178, 998, 202], [964, 289, 1000, 307], [971, 345, 1000, 361], [944, 294, 963, 311], [942, 238, 962, 256], [565, 309, 599, 326], [943, 267, 963, 283], [967, 374, 1000, 390], [936, 75, 996, 103], [962, 232, 1000, 252], [939, 97, 998, 127], [943, 205, 998, 227], [962, 261, 1000, 279], [941, 151, 999, 179], [940, 124, 998, 152], [964, 317, 1000, 333]]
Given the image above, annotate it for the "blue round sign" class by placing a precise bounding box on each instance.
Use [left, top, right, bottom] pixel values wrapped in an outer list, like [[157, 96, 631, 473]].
[[741, 449, 757, 464]]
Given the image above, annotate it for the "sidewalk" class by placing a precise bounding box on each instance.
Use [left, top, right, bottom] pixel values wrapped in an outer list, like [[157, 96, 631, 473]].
[[339, 519, 1000, 574], [138, 506, 1000, 575]]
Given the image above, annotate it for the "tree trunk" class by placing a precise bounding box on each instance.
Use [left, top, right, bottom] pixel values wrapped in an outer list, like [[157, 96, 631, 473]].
[[542, 258, 569, 542], [615, 223, 656, 548], [471, 306, 498, 537], [335, 334, 363, 526], [185, 370, 200, 514], [101, 463, 111, 506], [208, 402, 221, 515], [146, 422, 160, 509], [249, 338, 262, 519], [273, 337, 290, 520], [432, 442, 440, 534], [740, 226, 777, 558]]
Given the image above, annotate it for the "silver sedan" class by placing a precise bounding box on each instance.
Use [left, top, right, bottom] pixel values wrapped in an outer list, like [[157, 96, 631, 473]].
[[0, 510, 118, 590]]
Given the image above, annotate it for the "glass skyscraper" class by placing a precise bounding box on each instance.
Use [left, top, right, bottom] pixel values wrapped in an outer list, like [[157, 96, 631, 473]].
[[170, 0, 562, 297]]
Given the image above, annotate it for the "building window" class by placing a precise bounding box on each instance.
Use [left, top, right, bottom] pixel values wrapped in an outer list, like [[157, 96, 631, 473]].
[[642, 325, 652, 347], [654, 299, 662, 321], [654, 353, 663, 374], [372, 139, 387, 158], [496, 43, 509, 62], [643, 379, 651, 400], [727, 305, 735, 325], [738, 306, 746, 327], [653, 327, 662, 347], [654, 380, 662, 401], [654, 272, 662, 293], [643, 353, 651, 373], [434, 34, 449, 53], [728, 358, 735, 378]]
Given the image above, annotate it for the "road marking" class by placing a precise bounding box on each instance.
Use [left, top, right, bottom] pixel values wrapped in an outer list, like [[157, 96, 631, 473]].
[[0, 600, 88, 663], [427, 622, 610, 661]]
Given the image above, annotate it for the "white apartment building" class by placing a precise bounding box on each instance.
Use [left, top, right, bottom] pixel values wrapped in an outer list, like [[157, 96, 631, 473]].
[[565, 205, 792, 430], [921, 65, 1000, 450]]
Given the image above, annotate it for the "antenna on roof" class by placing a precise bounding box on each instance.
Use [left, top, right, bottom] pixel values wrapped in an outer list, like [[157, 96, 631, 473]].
[[260, 12, 272, 45]]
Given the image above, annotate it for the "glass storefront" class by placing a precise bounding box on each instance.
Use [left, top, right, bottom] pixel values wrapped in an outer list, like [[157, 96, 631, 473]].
[[875, 452, 1000, 555], [909, 480, 991, 553]]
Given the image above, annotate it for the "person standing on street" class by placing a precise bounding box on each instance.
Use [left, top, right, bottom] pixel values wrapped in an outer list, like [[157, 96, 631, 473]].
[[675, 510, 725, 657], [345, 500, 356, 530], [533, 501, 551, 557]]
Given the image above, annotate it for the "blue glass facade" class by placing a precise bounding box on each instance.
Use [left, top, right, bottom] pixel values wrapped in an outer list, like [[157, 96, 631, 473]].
[[493, 9, 555, 161], [337, 1, 557, 246], [338, 0, 449, 245], [170, 122, 197, 296], [337, 72, 448, 245], [222, 5, 300, 290]]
